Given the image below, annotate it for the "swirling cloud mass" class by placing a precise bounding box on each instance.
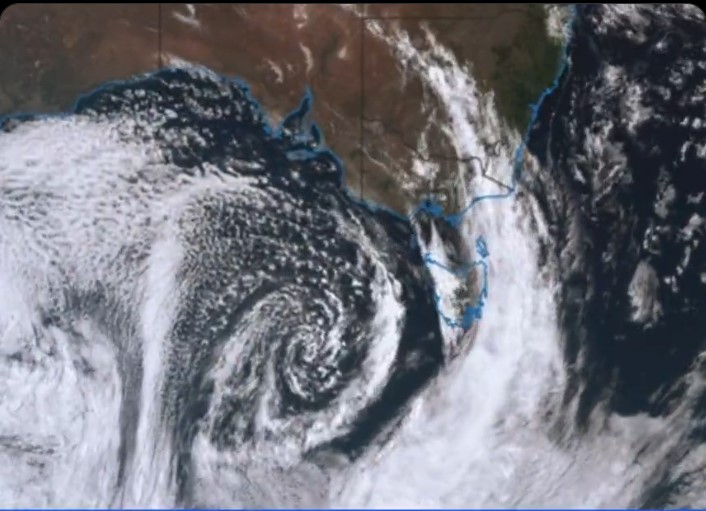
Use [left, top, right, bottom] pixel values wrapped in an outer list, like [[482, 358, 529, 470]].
[[2, 4, 706, 509]]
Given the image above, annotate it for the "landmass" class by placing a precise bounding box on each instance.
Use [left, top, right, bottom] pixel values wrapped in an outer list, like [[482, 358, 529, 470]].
[[0, 3, 567, 214]]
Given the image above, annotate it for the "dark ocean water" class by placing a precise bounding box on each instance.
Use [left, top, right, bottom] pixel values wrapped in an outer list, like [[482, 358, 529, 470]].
[[83, 66, 449, 454], [530, 3, 706, 415], [0, 62, 451, 505], [527, 5, 706, 505], [3, 4, 706, 507]]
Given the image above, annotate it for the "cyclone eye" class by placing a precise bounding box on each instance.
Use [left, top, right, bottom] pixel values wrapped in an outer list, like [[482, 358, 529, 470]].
[[276, 324, 366, 413]]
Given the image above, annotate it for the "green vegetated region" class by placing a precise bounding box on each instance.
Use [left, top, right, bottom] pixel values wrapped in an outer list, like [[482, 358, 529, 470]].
[[490, 6, 564, 133]]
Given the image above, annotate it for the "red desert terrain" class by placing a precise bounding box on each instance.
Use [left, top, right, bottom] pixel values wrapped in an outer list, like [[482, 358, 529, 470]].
[[0, 3, 562, 212]]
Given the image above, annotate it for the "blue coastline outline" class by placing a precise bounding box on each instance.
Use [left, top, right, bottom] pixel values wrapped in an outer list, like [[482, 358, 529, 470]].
[[0, 6, 575, 331]]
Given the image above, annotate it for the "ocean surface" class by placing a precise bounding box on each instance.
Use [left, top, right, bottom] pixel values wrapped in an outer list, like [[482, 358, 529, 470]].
[[1, 4, 706, 508]]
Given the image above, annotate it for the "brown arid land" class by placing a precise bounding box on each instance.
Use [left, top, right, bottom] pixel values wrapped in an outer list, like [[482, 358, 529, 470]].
[[0, 3, 564, 214]]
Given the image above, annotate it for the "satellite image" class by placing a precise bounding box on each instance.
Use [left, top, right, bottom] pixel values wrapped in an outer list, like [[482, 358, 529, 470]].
[[0, 3, 705, 509]]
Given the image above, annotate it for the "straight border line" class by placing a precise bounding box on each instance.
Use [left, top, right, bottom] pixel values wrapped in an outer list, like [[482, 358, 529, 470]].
[[359, 15, 364, 201], [357, 8, 574, 329], [358, 14, 517, 210], [359, 6, 560, 195], [157, 3, 163, 69], [360, 5, 532, 21], [357, 14, 500, 330]]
